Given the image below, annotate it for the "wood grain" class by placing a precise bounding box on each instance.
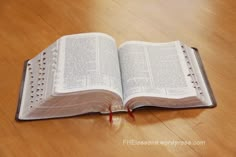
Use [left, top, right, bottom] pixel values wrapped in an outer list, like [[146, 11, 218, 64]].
[[0, 0, 235, 156]]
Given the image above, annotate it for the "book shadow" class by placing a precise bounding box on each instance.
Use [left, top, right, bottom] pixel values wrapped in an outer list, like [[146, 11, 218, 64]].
[[125, 107, 205, 125], [70, 106, 206, 127], [15, 107, 206, 133]]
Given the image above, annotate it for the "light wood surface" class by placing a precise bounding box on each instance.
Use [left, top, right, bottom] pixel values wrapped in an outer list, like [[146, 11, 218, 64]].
[[0, 0, 235, 156]]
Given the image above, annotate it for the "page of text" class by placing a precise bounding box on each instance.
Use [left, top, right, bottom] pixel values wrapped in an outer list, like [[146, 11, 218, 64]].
[[118, 41, 196, 104], [56, 33, 123, 98]]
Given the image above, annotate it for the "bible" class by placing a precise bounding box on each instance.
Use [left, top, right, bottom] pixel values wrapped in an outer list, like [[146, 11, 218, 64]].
[[16, 33, 216, 120]]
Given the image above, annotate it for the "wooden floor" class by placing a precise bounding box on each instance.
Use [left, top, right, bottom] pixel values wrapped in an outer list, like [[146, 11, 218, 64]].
[[0, 0, 235, 156]]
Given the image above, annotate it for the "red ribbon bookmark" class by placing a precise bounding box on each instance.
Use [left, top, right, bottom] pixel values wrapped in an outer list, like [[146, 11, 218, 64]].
[[127, 107, 135, 120], [108, 106, 135, 123], [108, 106, 113, 123]]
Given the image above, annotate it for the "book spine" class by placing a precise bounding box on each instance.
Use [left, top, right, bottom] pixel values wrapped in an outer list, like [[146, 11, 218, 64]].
[[15, 60, 29, 120], [191, 47, 217, 107]]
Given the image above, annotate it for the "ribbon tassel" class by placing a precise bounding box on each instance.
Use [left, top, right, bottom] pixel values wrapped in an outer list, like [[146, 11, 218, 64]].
[[108, 106, 113, 123], [127, 107, 135, 120]]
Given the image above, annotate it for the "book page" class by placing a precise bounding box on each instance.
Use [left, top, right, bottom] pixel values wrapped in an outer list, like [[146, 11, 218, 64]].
[[55, 33, 123, 98], [118, 41, 196, 104]]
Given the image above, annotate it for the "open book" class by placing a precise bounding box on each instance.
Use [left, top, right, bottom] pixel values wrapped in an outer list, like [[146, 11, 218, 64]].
[[16, 33, 216, 120]]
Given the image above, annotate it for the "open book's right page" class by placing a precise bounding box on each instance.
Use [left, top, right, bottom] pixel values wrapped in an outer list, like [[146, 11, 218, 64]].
[[118, 41, 198, 107]]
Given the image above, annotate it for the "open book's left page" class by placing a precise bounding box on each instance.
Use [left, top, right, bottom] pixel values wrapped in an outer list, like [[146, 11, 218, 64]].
[[55, 33, 123, 98], [18, 33, 124, 120]]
